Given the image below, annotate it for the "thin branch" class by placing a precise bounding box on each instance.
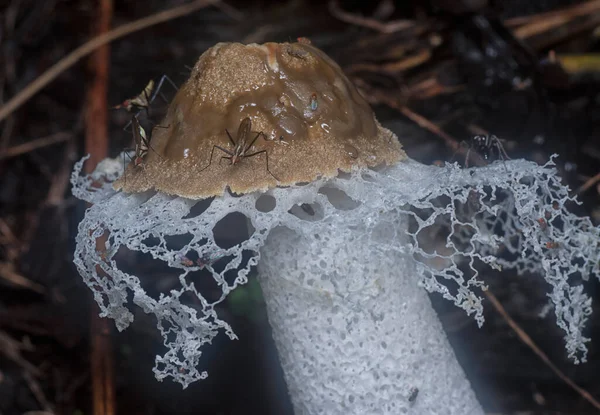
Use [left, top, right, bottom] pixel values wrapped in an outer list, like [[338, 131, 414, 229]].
[[23, 371, 53, 412], [508, 0, 600, 41], [345, 49, 432, 74], [0, 262, 45, 293], [0, 0, 222, 123], [374, 92, 459, 149], [85, 2, 115, 415], [577, 170, 600, 194], [45, 137, 77, 207], [0, 330, 41, 376], [0, 132, 72, 160], [328, 0, 414, 33], [506, 0, 600, 29], [484, 290, 600, 411], [357, 85, 489, 166]]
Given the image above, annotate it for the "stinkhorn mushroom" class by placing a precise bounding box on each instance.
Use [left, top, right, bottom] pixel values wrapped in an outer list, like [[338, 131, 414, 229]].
[[72, 41, 600, 414]]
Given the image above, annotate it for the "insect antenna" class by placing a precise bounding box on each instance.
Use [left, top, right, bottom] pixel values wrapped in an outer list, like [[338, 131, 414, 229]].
[[149, 75, 179, 106]]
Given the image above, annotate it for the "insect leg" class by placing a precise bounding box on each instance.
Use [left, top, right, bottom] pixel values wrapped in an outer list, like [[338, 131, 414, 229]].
[[245, 149, 279, 181], [219, 155, 232, 165], [244, 131, 263, 153], [494, 138, 511, 172], [465, 146, 472, 168], [135, 87, 153, 121], [225, 130, 236, 147], [150, 75, 179, 105], [143, 137, 163, 160], [200, 146, 233, 172], [199, 145, 217, 172], [495, 138, 512, 161], [450, 140, 468, 164], [121, 147, 137, 185]]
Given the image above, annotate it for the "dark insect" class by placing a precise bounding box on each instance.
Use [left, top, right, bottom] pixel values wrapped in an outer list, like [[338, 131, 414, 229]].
[[408, 386, 419, 403], [537, 217, 548, 231], [130, 116, 150, 167], [196, 255, 215, 268], [112, 79, 155, 114], [300, 203, 315, 216], [111, 75, 178, 129], [465, 135, 511, 168], [177, 252, 194, 267], [199, 117, 279, 181], [122, 116, 162, 182]]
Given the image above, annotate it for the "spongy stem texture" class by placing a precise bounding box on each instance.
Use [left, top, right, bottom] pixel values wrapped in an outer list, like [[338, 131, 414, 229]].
[[71, 154, 600, 395], [258, 211, 484, 414]]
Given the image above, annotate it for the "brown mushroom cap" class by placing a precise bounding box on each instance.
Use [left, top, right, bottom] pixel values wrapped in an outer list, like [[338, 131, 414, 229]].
[[113, 41, 406, 198]]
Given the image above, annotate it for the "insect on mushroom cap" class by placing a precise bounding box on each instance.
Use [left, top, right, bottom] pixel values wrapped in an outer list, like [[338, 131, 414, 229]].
[[113, 41, 406, 199]]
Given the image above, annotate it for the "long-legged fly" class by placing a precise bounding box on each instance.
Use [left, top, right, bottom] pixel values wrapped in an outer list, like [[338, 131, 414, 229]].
[[199, 117, 279, 181], [111, 75, 178, 130], [122, 115, 162, 183]]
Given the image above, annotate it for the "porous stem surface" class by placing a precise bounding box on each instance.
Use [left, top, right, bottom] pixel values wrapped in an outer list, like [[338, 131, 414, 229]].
[[258, 210, 484, 415]]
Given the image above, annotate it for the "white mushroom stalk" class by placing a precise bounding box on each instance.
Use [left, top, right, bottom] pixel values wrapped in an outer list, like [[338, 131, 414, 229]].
[[72, 154, 599, 414]]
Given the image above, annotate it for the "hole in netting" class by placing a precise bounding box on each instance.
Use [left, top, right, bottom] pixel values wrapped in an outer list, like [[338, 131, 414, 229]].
[[183, 197, 214, 219], [140, 235, 161, 247], [163, 233, 195, 252], [479, 185, 507, 205], [255, 194, 276, 212], [209, 254, 234, 274], [361, 171, 376, 182], [318, 186, 361, 210], [159, 319, 180, 344], [337, 171, 352, 180], [113, 246, 181, 301], [213, 212, 254, 249], [288, 203, 324, 221], [406, 207, 446, 236], [181, 271, 223, 304], [222, 250, 257, 287]]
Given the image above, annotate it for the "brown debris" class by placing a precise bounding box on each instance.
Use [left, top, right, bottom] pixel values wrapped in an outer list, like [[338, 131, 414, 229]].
[[114, 41, 406, 199]]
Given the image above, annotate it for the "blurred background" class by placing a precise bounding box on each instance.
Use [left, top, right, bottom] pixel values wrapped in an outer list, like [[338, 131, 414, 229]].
[[0, 0, 600, 414]]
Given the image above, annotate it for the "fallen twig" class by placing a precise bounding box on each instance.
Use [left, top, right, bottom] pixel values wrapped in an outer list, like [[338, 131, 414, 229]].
[[23, 371, 53, 412], [345, 49, 432, 75], [484, 290, 600, 411], [45, 137, 77, 207], [0, 132, 72, 160], [0, 0, 223, 123], [0, 330, 40, 376], [577, 170, 600, 194], [85, 2, 115, 415], [328, 0, 414, 33], [506, 0, 600, 31], [0, 262, 45, 293]]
